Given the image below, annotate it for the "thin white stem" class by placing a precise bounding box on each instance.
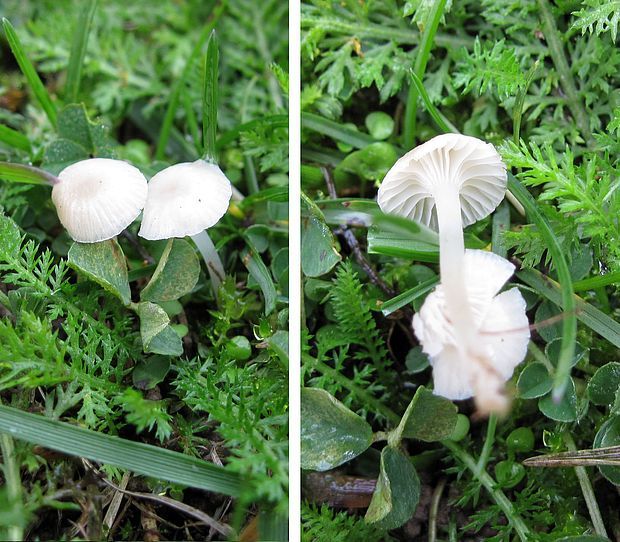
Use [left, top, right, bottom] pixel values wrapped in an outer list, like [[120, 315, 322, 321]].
[[434, 188, 474, 346], [191, 230, 225, 298]]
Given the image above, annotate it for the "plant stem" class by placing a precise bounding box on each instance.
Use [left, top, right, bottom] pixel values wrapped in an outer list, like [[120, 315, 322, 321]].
[[403, 0, 448, 148], [563, 432, 608, 538], [300, 15, 473, 49], [191, 230, 225, 297], [443, 440, 531, 541], [476, 414, 497, 474], [428, 478, 447, 542], [202, 31, 219, 163], [536, 0, 593, 147], [302, 353, 400, 425], [1, 433, 24, 542]]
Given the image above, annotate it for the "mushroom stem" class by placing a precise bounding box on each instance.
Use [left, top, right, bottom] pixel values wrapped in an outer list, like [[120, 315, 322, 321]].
[[191, 230, 225, 298], [434, 187, 474, 347]]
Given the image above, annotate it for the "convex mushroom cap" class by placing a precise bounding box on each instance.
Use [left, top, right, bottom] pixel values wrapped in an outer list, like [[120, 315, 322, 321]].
[[413, 249, 530, 413], [377, 133, 507, 231], [52, 158, 148, 243], [139, 160, 232, 240]]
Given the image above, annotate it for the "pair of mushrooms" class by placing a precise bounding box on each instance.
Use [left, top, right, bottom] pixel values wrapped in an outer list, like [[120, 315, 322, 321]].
[[378, 134, 530, 415], [52, 158, 232, 243]]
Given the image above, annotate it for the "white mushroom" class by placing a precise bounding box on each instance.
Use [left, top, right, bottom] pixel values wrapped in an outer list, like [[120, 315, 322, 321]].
[[52, 158, 148, 243], [413, 250, 529, 413], [377, 134, 507, 346], [138, 160, 232, 240]]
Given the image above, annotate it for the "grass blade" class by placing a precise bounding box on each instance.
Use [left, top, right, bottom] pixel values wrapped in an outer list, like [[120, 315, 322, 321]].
[[0, 161, 58, 185], [380, 277, 438, 316], [155, 1, 227, 160], [0, 404, 242, 496], [202, 31, 219, 163], [0, 125, 31, 153], [302, 112, 375, 149], [572, 271, 620, 292], [65, 0, 97, 102], [408, 72, 458, 135], [508, 175, 576, 401], [403, 0, 449, 147], [241, 243, 277, 315], [517, 267, 620, 348], [2, 18, 57, 127]]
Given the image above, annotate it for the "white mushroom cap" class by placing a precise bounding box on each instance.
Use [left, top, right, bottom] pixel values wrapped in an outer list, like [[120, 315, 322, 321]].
[[413, 250, 530, 412], [52, 158, 148, 243], [138, 160, 232, 240], [377, 133, 507, 231]]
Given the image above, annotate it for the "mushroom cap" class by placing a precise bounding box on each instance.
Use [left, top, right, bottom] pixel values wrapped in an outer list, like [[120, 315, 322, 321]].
[[52, 158, 148, 243], [412, 249, 530, 401], [377, 134, 507, 230], [138, 160, 232, 240]]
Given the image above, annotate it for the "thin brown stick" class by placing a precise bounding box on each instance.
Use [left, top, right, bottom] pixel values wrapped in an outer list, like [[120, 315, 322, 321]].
[[82, 459, 233, 538]]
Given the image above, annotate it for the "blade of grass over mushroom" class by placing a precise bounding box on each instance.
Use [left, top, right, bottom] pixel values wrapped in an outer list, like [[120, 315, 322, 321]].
[[367, 212, 439, 262], [0, 404, 242, 496], [2, 18, 57, 127], [302, 112, 377, 150], [65, 0, 97, 103], [0, 162, 58, 185], [154, 0, 227, 160], [507, 175, 576, 401], [408, 72, 458, 135], [0, 125, 31, 154], [380, 277, 438, 316], [524, 445, 620, 468], [403, 0, 449, 147], [572, 271, 620, 292], [202, 30, 218, 163], [518, 268, 620, 349]]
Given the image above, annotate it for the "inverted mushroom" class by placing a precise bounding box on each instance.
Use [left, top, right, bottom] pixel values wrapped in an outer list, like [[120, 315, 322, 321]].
[[377, 134, 528, 413], [52, 158, 148, 243], [413, 249, 530, 414]]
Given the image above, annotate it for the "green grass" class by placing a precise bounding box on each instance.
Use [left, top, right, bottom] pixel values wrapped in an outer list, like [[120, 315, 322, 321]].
[[0, 1, 288, 540]]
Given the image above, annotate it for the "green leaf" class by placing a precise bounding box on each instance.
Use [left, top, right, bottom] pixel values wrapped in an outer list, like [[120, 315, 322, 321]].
[[141, 239, 200, 302], [0, 404, 241, 496], [555, 537, 611, 542], [267, 330, 289, 368], [65, 0, 97, 102], [588, 363, 620, 406], [0, 125, 31, 153], [132, 356, 171, 390], [405, 346, 430, 374], [2, 18, 57, 127], [395, 386, 458, 443], [302, 112, 376, 149], [301, 388, 373, 471], [365, 446, 420, 530], [301, 215, 341, 277], [365, 111, 394, 140], [0, 215, 22, 258], [0, 162, 57, 185], [241, 246, 277, 315], [68, 240, 131, 305], [138, 302, 184, 356], [517, 363, 553, 399], [43, 139, 89, 173], [594, 416, 620, 485], [538, 377, 577, 422], [57, 104, 94, 150]]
